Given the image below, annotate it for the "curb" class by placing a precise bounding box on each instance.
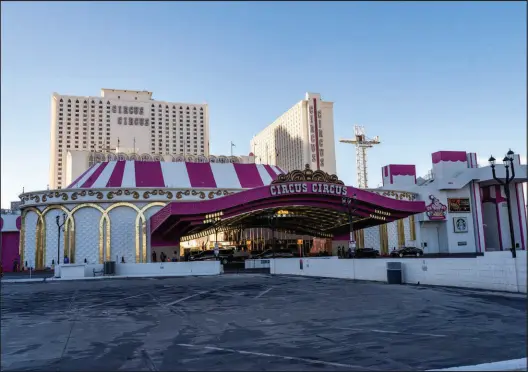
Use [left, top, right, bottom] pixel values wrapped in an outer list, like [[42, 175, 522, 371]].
[[1, 273, 223, 284]]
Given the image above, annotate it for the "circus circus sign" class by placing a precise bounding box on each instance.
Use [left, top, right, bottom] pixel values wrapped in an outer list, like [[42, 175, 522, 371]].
[[270, 183, 348, 196], [425, 195, 447, 220]]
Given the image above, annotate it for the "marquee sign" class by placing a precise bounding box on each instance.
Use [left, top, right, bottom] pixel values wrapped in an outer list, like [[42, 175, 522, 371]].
[[270, 182, 348, 196], [447, 198, 471, 213]]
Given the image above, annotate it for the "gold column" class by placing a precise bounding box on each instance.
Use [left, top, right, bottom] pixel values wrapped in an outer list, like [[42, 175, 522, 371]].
[[69, 225, 76, 263], [142, 221, 147, 263], [409, 215, 416, 241], [355, 229, 365, 248], [19, 214, 26, 267], [379, 224, 388, 255], [63, 219, 70, 262], [35, 218, 44, 269], [397, 219, 405, 248]]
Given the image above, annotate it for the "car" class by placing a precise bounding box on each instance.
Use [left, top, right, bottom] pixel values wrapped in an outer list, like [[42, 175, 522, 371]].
[[390, 247, 424, 258], [353, 248, 380, 258], [252, 248, 294, 259], [191, 249, 235, 264]]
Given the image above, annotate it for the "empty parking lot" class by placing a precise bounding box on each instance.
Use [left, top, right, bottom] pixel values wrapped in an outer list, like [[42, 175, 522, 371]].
[[1, 274, 526, 371]]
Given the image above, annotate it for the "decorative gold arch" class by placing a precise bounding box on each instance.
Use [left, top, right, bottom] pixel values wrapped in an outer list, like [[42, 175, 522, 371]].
[[138, 202, 167, 262], [41, 205, 72, 264], [19, 207, 44, 269], [103, 202, 141, 263], [69, 204, 105, 264], [20, 201, 169, 266]]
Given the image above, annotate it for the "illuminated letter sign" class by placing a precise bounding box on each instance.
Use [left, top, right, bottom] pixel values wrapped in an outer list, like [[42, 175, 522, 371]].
[[269, 183, 347, 196]]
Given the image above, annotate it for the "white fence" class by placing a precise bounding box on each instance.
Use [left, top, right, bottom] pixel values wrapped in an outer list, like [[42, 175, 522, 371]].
[[269, 251, 527, 293]]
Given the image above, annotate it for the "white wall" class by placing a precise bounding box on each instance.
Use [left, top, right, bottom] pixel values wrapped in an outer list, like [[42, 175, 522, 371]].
[[75, 207, 102, 264], [270, 251, 527, 293], [109, 207, 136, 264], [23, 211, 38, 268], [115, 261, 221, 277]]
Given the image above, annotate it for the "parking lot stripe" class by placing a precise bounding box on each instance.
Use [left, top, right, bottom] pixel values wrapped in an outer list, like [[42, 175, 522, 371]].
[[176, 343, 376, 370], [334, 327, 447, 338], [166, 291, 210, 306], [255, 286, 274, 299]]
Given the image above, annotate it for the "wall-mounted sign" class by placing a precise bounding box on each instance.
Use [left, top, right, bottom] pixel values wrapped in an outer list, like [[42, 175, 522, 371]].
[[448, 198, 471, 213], [113, 105, 148, 126], [112, 105, 145, 115], [453, 217, 468, 233], [270, 182, 348, 197], [308, 105, 317, 165], [118, 117, 150, 126], [425, 195, 447, 220], [457, 241, 467, 246]]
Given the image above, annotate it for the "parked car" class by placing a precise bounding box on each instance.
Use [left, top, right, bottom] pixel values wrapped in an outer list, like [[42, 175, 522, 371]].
[[191, 249, 235, 264], [252, 249, 294, 259], [390, 247, 424, 258], [353, 248, 380, 258]]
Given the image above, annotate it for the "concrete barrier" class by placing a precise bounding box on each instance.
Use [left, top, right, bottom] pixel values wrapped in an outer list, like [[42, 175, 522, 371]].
[[270, 251, 527, 293], [115, 261, 221, 277]]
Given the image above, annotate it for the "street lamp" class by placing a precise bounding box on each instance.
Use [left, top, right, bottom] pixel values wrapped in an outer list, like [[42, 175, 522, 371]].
[[342, 193, 357, 253], [489, 150, 517, 258], [55, 213, 66, 271]]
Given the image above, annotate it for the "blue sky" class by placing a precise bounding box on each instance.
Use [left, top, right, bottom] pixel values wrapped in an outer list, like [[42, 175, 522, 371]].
[[1, 1, 526, 208]]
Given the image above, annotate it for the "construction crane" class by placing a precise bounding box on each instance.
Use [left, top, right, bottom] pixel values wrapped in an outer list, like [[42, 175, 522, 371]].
[[339, 125, 381, 189]]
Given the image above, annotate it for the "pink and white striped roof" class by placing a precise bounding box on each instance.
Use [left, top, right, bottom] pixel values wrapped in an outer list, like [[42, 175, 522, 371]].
[[67, 161, 286, 189]]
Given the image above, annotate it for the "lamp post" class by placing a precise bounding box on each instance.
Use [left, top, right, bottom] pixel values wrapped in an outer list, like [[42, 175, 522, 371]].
[[55, 213, 66, 272], [204, 212, 222, 259], [342, 193, 357, 253], [489, 150, 517, 258]]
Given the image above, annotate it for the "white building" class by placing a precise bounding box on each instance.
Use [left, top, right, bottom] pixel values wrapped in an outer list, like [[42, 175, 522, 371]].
[[49, 89, 210, 189], [359, 150, 527, 255], [250, 93, 336, 175]]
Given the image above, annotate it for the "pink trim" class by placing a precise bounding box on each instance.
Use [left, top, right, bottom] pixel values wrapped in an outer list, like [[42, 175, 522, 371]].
[[135, 161, 165, 187], [67, 165, 94, 188], [80, 162, 108, 188], [16, 216, 21, 230], [431, 151, 467, 164], [186, 162, 217, 188], [384, 166, 388, 177], [0, 217, 3, 230], [313, 98, 320, 170], [472, 183, 482, 252], [233, 164, 264, 188], [263, 165, 278, 180], [106, 160, 126, 187], [515, 183, 526, 250], [387, 164, 416, 184], [494, 185, 504, 250]]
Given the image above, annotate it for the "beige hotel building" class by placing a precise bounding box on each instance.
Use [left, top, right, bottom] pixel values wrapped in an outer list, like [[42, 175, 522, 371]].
[[49, 89, 210, 189], [250, 92, 336, 175]]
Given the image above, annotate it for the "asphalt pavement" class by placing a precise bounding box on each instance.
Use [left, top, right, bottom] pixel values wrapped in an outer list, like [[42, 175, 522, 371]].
[[1, 274, 526, 371]]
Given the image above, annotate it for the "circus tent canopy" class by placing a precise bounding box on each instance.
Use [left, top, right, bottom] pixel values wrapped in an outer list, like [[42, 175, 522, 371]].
[[66, 161, 286, 189]]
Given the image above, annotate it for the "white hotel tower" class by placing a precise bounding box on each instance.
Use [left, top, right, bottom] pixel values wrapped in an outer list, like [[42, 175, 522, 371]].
[[250, 92, 336, 175], [49, 89, 210, 189]]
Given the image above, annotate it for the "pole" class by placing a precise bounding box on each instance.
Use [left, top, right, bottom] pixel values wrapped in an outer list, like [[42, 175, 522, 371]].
[[504, 185, 516, 258]]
